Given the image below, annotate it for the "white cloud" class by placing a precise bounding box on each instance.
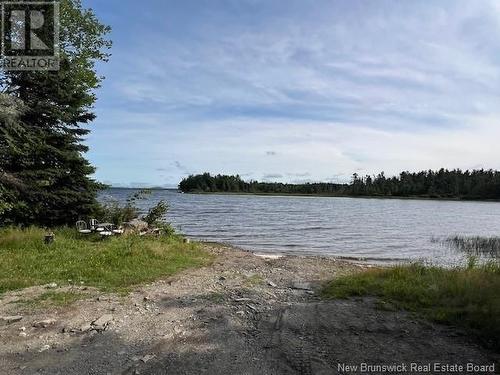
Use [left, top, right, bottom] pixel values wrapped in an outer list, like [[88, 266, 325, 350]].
[[90, 114, 500, 185], [87, 0, 500, 185]]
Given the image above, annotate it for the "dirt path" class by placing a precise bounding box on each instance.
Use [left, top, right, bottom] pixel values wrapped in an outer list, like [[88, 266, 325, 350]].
[[0, 244, 498, 375]]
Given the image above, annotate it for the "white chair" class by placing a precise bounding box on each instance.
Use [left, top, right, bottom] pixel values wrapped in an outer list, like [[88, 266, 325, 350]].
[[112, 227, 124, 235], [99, 223, 114, 237], [89, 219, 104, 232], [76, 221, 91, 234]]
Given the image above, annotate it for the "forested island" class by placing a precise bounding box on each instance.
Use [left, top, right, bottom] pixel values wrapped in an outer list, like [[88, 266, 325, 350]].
[[178, 169, 500, 200]]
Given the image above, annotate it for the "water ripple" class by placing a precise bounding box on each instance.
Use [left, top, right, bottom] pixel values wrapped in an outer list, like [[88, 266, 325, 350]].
[[101, 189, 500, 265]]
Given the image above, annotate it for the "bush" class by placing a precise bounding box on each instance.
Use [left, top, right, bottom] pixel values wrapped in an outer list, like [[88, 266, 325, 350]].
[[94, 201, 137, 226], [155, 222, 176, 237], [93, 189, 154, 225], [92, 191, 174, 236], [144, 200, 169, 226]]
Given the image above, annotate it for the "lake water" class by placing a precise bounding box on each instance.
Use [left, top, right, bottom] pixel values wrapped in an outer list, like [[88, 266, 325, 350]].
[[100, 189, 500, 265]]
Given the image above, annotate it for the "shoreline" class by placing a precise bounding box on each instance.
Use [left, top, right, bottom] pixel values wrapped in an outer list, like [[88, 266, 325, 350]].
[[180, 190, 500, 203], [248, 249, 404, 265], [105, 187, 500, 203], [195, 241, 460, 267]]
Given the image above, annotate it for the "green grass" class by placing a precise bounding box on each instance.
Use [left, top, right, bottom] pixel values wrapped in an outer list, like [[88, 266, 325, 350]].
[[244, 274, 265, 287], [202, 292, 226, 303], [0, 227, 213, 294], [14, 291, 87, 308], [322, 262, 500, 349]]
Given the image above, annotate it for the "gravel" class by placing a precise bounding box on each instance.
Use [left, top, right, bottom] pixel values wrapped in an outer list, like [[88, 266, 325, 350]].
[[0, 244, 497, 374]]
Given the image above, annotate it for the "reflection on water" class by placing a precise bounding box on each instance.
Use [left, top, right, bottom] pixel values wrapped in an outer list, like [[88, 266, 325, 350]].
[[100, 189, 500, 265]]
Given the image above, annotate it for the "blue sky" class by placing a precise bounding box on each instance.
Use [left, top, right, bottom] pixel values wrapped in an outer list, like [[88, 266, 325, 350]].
[[84, 0, 500, 187]]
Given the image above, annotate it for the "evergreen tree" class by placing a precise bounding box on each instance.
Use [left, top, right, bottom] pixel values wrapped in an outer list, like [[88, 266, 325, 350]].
[[0, 0, 111, 226], [179, 169, 500, 200], [0, 94, 26, 218]]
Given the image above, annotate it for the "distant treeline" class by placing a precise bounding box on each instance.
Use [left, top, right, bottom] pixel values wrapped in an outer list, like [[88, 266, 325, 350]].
[[178, 169, 500, 200]]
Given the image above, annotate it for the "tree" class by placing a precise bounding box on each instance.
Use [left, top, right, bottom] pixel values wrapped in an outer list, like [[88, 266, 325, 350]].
[[0, 0, 111, 226], [0, 94, 27, 219], [178, 170, 500, 199]]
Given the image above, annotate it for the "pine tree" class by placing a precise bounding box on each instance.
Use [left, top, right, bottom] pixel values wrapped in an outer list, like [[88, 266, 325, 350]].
[[0, 0, 111, 226], [0, 94, 27, 219]]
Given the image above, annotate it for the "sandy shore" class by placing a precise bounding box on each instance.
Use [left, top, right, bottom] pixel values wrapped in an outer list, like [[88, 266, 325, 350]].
[[0, 244, 497, 374]]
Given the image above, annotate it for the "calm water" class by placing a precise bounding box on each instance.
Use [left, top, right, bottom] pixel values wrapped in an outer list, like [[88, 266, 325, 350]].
[[100, 189, 500, 265]]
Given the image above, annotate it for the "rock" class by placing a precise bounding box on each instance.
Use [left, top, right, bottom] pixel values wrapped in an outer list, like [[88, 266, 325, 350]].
[[1, 315, 23, 323], [123, 219, 148, 232], [19, 332, 27, 337], [141, 354, 156, 363], [267, 280, 277, 288], [233, 298, 251, 303], [219, 276, 226, 281], [19, 326, 26, 332], [79, 323, 92, 333], [246, 304, 258, 312], [265, 291, 277, 298], [92, 314, 113, 331], [33, 319, 57, 328], [39, 344, 51, 353], [290, 281, 312, 291], [45, 282, 58, 289]]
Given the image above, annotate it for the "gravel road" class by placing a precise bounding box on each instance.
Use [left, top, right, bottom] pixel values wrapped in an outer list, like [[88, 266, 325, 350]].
[[0, 244, 497, 374]]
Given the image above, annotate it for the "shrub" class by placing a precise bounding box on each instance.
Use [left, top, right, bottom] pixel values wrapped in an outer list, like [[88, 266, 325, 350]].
[[94, 201, 137, 226], [144, 200, 169, 226], [92, 191, 175, 236], [93, 189, 152, 225]]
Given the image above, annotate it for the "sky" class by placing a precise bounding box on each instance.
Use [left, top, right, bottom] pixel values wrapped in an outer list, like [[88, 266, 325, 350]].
[[84, 0, 500, 188]]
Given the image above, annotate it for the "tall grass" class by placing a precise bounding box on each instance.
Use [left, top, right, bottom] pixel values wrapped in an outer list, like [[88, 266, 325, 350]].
[[0, 227, 213, 293], [322, 261, 500, 350], [437, 235, 500, 258]]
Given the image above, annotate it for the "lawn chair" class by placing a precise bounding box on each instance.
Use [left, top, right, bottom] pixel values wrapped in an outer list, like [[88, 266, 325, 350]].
[[99, 223, 114, 237], [89, 218, 103, 232], [112, 226, 124, 235], [76, 221, 91, 234]]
